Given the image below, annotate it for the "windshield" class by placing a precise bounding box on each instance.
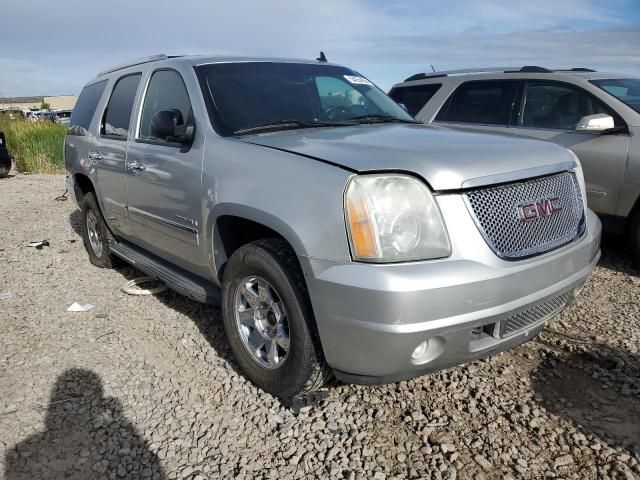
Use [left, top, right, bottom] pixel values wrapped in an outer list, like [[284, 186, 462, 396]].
[[196, 62, 415, 136], [591, 78, 640, 114]]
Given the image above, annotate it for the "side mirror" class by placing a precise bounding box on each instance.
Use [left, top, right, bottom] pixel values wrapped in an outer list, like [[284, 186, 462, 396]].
[[150, 109, 195, 144], [575, 113, 615, 133]]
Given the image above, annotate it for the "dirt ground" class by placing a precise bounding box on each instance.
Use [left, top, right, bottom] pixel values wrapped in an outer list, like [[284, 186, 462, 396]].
[[0, 174, 638, 480]]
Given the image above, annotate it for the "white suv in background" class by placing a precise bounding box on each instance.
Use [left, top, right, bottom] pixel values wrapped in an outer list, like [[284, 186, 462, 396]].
[[389, 67, 640, 264]]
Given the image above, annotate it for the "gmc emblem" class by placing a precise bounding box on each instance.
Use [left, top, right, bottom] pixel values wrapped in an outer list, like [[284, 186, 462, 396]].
[[519, 196, 562, 221]]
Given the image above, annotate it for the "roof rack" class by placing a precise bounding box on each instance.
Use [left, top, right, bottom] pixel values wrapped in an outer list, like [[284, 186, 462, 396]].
[[402, 65, 595, 82], [96, 54, 169, 77]]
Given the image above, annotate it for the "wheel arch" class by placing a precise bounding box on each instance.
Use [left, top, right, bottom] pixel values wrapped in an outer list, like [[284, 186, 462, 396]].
[[207, 204, 308, 284]]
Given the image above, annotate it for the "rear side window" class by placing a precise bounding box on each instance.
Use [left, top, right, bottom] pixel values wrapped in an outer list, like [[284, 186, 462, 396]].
[[139, 70, 192, 141], [435, 80, 518, 126], [101, 74, 142, 139], [70, 80, 107, 130], [388, 83, 442, 116]]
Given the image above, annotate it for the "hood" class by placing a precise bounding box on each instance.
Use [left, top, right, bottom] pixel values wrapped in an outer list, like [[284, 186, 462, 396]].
[[239, 124, 577, 191]]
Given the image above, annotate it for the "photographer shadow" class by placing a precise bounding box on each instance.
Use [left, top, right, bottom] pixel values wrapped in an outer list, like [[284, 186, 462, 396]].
[[4, 368, 166, 480]]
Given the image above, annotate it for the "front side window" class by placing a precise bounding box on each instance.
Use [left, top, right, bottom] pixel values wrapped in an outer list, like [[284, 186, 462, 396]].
[[139, 70, 193, 142], [435, 80, 518, 126], [101, 74, 142, 139], [388, 83, 442, 116], [519, 81, 616, 130], [70, 80, 107, 130], [195, 62, 415, 136], [591, 78, 640, 114]]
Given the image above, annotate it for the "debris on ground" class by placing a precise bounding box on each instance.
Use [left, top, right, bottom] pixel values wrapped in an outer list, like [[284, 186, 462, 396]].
[[28, 240, 49, 249], [0, 291, 13, 301], [67, 302, 95, 312], [121, 276, 168, 296]]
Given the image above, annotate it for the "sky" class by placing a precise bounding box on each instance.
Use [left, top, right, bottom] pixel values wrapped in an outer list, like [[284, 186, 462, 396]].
[[0, 0, 639, 97]]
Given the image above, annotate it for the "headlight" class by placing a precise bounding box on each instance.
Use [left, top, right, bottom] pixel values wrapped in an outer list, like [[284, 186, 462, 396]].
[[345, 174, 451, 262]]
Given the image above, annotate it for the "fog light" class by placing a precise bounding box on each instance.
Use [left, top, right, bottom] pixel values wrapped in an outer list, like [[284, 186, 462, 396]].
[[411, 341, 428, 360]]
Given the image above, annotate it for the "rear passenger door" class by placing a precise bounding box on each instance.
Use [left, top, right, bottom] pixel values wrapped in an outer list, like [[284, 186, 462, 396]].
[[433, 79, 519, 135], [92, 73, 142, 237], [511, 80, 630, 215], [125, 69, 203, 269]]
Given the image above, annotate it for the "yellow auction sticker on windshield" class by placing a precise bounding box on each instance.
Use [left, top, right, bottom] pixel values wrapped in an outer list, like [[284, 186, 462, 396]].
[[344, 75, 373, 86]]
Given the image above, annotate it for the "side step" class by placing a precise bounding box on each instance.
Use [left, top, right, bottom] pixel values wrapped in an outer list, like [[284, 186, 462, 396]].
[[111, 240, 221, 304]]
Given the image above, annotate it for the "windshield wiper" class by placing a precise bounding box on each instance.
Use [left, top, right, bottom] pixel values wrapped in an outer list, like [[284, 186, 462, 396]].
[[343, 114, 420, 124], [234, 120, 349, 135]]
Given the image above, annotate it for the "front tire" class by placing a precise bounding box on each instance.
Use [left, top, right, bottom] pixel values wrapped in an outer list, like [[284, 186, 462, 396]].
[[81, 192, 117, 268], [221, 239, 327, 398]]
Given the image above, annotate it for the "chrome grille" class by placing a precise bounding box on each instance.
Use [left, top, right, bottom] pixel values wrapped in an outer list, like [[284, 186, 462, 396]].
[[500, 291, 572, 337], [465, 172, 584, 259]]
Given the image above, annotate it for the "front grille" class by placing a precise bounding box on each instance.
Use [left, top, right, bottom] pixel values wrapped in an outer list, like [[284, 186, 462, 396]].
[[465, 172, 585, 259], [500, 291, 572, 337]]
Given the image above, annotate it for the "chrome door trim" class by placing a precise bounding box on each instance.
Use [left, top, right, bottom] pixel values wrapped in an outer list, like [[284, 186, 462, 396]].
[[127, 205, 199, 236]]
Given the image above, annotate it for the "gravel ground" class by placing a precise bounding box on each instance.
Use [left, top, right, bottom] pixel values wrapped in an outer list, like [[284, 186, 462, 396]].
[[0, 174, 639, 480]]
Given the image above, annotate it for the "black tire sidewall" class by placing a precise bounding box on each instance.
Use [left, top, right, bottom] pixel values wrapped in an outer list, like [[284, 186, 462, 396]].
[[81, 192, 113, 268], [221, 244, 316, 397]]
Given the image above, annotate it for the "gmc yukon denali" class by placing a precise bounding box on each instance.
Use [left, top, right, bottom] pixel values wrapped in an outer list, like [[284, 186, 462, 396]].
[[64, 54, 601, 398]]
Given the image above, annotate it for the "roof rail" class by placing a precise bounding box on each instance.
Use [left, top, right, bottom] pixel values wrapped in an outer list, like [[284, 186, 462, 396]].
[[557, 67, 597, 72], [97, 54, 169, 77]]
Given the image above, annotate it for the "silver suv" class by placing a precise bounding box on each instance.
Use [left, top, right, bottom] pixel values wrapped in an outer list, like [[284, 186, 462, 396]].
[[65, 55, 601, 398], [390, 66, 640, 263]]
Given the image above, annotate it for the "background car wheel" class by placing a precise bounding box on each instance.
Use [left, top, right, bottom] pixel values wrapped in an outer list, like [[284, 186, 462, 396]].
[[221, 238, 328, 398], [81, 192, 117, 268]]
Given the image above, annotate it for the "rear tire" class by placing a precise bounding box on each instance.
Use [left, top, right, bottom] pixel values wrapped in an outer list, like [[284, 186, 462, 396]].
[[81, 192, 117, 268], [221, 238, 328, 398]]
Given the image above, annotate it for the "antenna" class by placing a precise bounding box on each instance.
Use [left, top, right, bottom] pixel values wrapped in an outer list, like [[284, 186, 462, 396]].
[[430, 64, 436, 72], [317, 51, 327, 63]]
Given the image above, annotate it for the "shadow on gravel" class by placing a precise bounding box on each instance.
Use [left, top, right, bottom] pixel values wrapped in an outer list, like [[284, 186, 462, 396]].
[[4, 369, 166, 480], [69, 210, 82, 237], [599, 232, 638, 277], [531, 344, 640, 452]]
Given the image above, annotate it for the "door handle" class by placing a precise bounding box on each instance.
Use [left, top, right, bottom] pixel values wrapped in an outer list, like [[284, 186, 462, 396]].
[[128, 161, 146, 172], [88, 152, 103, 161]]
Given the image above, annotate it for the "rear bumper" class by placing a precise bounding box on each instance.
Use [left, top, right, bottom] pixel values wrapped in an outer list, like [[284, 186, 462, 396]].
[[301, 206, 601, 382]]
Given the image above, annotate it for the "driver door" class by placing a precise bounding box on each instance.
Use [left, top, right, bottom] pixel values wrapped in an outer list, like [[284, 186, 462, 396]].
[[125, 69, 204, 269]]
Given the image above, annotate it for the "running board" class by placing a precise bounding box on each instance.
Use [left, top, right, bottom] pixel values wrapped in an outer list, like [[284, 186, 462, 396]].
[[111, 240, 221, 304]]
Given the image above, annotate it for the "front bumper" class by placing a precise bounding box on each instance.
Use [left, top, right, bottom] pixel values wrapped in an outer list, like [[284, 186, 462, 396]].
[[301, 203, 601, 383]]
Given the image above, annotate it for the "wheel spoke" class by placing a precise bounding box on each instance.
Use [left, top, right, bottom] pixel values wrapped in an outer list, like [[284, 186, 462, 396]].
[[266, 339, 279, 367], [257, 279, 273, 305], [248, 328, 267, 351], [271, 301, 284, 321], [275, 329, 289, 352], [241, 282, 261, 308], [237, 307, 256, 328]]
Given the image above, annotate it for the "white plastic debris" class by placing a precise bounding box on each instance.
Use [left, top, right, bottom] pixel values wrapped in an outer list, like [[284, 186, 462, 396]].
[[121, 277, 168, 296], [0, 291, 12, 301], [67, 302, 95, 312]]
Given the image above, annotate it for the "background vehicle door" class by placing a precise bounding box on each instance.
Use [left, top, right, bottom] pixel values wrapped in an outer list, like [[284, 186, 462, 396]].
[[125, 69, 203, 269], [511, 80, 630, 215], [92, 73, 142, 237], [433, 79, 520, 135]]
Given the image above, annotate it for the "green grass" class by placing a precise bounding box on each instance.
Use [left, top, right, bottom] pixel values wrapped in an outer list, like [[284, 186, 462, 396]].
[[0, 117, 67, 173]]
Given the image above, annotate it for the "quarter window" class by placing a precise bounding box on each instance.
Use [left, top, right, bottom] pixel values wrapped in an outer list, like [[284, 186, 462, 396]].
[[388, 83, 442, 116], [435, 80, 518, 126], [519, 81, 616, 130], [139, 70, 193, 142], [101, 74, 142, 139], [70, 80, 107, 130]]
